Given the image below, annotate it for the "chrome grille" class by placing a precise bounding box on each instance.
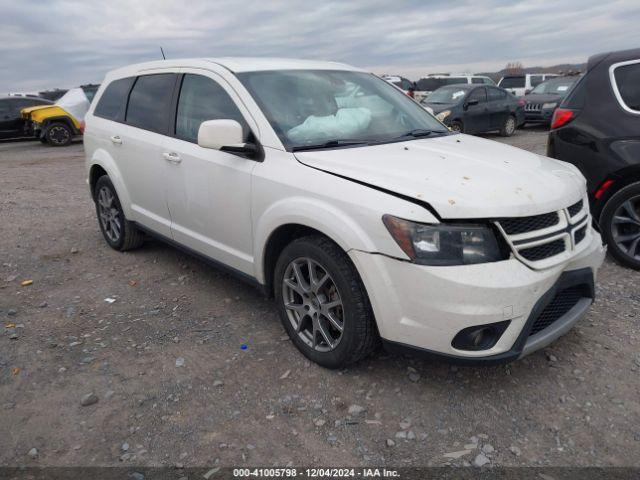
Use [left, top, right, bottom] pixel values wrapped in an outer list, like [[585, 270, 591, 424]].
[[500, 212, 559, 235], [496, 198, 591, 267], [568, 199, 584, 217], [574, 224, 587, 245], [525, 103, 541, 112], [520, 239, 565, 261]]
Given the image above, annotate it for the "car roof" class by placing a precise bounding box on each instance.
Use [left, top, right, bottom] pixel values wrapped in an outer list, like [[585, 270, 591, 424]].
[[588, 47, 640, 71], [106, 57, 363, 79]]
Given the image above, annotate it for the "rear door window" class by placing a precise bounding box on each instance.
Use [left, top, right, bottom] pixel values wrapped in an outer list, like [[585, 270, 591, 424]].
[[487, 87, 507, 101], [94, 77, 135, 122], [126, 74, 177, 133], [175, 74, 249, 143], [613, 61, 640, 112], [468, 87, 487, 103]]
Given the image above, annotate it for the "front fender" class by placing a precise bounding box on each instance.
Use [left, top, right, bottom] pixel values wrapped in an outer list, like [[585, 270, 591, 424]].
[[88, 148, 134, 219], [253, 196, 382, 284]]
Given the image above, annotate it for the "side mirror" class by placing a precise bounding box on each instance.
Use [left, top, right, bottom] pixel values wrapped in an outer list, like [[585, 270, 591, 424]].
[[464, 99, 479, 110], [198, 119, 244, 150]]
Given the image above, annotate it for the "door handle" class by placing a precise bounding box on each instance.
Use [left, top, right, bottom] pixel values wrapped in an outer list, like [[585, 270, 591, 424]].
[[110, 135, 122, 145], [163, 152, 182, 164]]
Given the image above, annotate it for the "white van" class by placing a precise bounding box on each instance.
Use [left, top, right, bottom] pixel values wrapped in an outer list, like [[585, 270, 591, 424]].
[[499, 73, 559, 97], [84, 58, 605, 368]]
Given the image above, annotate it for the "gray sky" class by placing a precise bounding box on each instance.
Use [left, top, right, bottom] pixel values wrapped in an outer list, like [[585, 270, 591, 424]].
[[1, 0, 639, 92]]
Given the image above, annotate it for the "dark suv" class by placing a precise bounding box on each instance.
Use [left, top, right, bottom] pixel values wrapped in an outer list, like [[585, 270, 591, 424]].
[[547, 47, 640, 269], [0, 96, 53, 140]]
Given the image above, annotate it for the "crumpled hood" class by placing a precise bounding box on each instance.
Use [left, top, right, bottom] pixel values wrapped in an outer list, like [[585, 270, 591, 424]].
[[21, 104, 52, 115], [294, 134, 586, 219]]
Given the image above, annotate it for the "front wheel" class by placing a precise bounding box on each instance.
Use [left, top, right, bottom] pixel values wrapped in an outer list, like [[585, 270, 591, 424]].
[[600, 182, 640, 270], [274, 235, 378, 368], [450, 121, 463, 133], [500, 115, 517, 137], [45, 122, 73, 146]]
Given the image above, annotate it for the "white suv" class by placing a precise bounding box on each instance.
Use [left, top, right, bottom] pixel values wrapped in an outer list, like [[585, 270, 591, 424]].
[[85, 58, 606, 368], [499, 73, 559, 97]]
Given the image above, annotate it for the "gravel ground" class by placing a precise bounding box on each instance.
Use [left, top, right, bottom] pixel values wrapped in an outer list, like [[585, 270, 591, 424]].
[[1, 127, 639, 469]]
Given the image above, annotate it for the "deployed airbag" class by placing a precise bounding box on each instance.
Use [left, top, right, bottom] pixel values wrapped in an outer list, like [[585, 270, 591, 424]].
[[287, 107, 372, 144]]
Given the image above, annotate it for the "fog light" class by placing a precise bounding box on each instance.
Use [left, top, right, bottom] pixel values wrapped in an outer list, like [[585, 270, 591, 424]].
[[452, 321, 510, 351]]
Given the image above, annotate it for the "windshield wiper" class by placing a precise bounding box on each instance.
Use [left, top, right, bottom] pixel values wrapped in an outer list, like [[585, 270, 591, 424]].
[[395, 128, 445, 139], [291, 139, 369, 152]]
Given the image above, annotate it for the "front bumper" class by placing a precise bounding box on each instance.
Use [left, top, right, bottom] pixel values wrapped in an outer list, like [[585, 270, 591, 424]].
[[524, 108, 555, 123], [349, 230, 606, 364]]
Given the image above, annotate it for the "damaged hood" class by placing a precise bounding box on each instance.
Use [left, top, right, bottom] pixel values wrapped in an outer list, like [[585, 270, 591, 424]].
[[294, 133, 586, 219]]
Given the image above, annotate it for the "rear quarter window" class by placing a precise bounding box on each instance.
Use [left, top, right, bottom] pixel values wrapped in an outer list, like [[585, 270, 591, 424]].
[[94, 77, 135, 122], [612, 61, 640, 112], [562, 75, 586, 109]]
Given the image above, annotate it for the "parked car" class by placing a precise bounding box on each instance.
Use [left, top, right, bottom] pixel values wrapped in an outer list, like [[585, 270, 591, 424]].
[[498, 73, 559, 97], [523, 76, 578, 125], [0, 96, 53, 140], [414, 75, 495, 101], [85, 58, 605, 368], [20, 84, 99, 146], [421, 84, 524, 136], [381, 75, 416, 98], [547, 48, 640, 269]]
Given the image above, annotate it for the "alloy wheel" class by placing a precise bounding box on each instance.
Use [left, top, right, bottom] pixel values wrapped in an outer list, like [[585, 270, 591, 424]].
[[49, 125, 70, 145], [97, 186, 122, 243], [282, 257, 345, 352], [505, 116, 516, 135], [611, 195, 640, 261]]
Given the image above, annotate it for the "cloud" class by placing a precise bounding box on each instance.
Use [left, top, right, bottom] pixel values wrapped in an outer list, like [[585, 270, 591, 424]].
[[1, 0, 639, 92]]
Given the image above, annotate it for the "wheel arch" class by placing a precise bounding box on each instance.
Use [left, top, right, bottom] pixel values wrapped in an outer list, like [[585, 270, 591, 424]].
[[255, 198, 382, 294], [87, 150, 134, 219], [42, 116, 79, 134], [594, 166, 640, 221]]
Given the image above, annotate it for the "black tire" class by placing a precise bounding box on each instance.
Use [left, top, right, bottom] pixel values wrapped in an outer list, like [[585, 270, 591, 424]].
[[450, 120, 463, 133], [45, 122, 73, 146], [39, 136, 48, 144], [500, 114, 517, 137], [274, 235, 378, 368], [94, 175, 145, 251], [599, 182, 640, 270]]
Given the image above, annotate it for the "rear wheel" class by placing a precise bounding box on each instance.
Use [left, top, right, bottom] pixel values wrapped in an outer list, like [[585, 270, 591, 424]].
[[45, 122, 73, 146], [94, 176, 145, 251], [600, 182, 640, 270], [500, 115, 517, 137], [274, 235, 378, 368]]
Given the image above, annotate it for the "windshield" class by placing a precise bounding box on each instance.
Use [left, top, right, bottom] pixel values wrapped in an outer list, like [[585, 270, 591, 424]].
[[238, 70, 448, 150], [499, 76, 525, 88], [530, 77, 577, 95], [423, 86, 468, 104]]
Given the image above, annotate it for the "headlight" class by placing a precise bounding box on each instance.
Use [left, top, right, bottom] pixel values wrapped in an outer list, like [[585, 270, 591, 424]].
[[382, 215, 505, 265], [542, 102, 557, 109], [435, 110, 451, 122]]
